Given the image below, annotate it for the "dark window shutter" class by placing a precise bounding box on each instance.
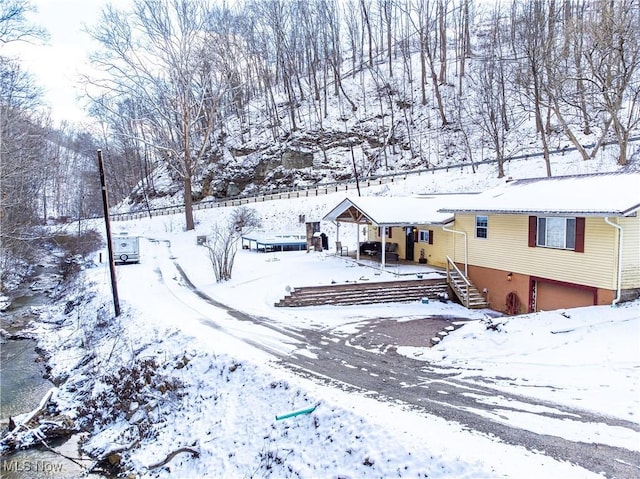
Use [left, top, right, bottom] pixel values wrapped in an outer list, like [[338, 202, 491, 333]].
[[428, 230, 434, 245], [575, 217, 585, 253], [414, 229, 419, 242], [378, 227, 381, 238], [528, 216, 537, 247], [388, 227, 392, 238]]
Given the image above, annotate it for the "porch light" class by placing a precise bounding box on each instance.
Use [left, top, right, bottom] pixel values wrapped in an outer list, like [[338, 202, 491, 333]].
[[507, 272, 513, 281]]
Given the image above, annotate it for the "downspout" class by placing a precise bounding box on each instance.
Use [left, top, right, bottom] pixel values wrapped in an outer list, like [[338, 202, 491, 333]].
[[604, 216, 623, 306], [442, 224, 468, 276]]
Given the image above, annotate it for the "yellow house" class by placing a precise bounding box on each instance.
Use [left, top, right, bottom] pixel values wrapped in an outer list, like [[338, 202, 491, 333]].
[[323, 195, 475, 269], [441, 172, 640, 314], [366, 223, 451, 269]]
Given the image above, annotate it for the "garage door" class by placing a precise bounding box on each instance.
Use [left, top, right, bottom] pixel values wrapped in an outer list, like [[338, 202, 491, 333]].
[[534, 280, 596, 312]]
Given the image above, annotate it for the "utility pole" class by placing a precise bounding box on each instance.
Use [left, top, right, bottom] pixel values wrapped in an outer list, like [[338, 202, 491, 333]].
[[97, 149, 121, 317]]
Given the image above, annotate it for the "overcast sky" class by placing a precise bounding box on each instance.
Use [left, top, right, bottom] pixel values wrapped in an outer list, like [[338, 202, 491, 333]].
[[4, 0, 131, 125]]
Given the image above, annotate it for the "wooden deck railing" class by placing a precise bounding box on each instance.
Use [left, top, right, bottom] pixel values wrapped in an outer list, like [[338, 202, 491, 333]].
[[446, 256, 471, 308]]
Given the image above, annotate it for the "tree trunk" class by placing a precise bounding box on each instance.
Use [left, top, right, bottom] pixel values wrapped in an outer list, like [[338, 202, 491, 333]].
[[361, 0, 373, 67], [184, 176, 195, 231], [438, 0, 447, 84], [425, 37, 448, 126], [419, 28, 428, 105]]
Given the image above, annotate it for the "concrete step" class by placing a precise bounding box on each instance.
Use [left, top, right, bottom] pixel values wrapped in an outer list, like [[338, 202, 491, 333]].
[[275, 278, 449, 307], [285, 283, 447, 300], [278, 290, 448, 307], [276, 286, 449, 307]]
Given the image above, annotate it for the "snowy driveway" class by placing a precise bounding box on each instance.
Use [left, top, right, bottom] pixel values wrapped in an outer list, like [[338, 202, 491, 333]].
[[115, 239, 640, 479]]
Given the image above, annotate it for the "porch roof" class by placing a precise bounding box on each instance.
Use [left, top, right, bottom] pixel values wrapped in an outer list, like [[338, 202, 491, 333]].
[[440, 172, 640, 217], [323, 195, 465, 226]]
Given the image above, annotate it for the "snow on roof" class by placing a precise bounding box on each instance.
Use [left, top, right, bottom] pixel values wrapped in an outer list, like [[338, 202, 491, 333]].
[[323, 194, 475, 225], [440, 172, 640, 217]]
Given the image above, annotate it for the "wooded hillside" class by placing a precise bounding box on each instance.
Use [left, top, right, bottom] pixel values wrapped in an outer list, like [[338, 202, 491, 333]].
[[1, 0, 638, 286]]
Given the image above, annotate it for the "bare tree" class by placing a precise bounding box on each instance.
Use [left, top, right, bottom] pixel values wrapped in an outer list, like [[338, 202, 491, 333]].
[[422, 0, 449, 126], [437, 0, 448, 84], [467, 3, 521, 178], [0, 67, 49, 287], [454, 0, 473, 94], [88, 0, 222, 231], [512, 0, 553, 176], [381, 0, 393, 77], [566, 0, 592, 136], [344, 0, 362, 77], [582, 0, 640, 165], [0, 0, 46, 44], [204, 207, 261, 282], [537, 0, 595, 162], [361, 0, 374, 68], [0, 2, 49, 289]]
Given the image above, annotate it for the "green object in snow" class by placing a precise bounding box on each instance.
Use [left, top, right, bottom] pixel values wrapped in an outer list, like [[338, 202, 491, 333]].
[[275, 406, 317, 421]]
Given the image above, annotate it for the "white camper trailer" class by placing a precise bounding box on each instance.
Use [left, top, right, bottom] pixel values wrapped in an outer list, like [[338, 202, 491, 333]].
[[113, 233, 140, 264]]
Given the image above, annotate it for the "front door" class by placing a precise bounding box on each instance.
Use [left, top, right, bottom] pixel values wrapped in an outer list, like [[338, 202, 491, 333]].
[[405, 227, 415, 261]]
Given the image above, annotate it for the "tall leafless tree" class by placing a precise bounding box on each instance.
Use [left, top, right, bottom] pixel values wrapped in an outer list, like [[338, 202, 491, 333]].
[[0, 1, 50, 289], [88, 0, 222, 231], [512, 0, 553, 176], [467, 3, 521, 178], [582, 0, 640, 166]]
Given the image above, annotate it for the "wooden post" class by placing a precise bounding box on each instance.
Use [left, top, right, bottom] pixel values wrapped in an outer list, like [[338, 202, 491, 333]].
[[98, 149, 121, 317]]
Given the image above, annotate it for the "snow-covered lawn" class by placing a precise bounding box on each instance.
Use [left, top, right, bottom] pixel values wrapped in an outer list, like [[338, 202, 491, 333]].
[[21, 211, 636, 478], [14, 163, 638, 478]]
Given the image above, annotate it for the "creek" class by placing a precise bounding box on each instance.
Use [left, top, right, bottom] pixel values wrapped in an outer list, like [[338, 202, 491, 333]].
[[1, 290, 110, 478]]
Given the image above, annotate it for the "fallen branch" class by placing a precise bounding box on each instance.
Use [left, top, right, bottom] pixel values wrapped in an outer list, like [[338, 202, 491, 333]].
[[0, 329, 34, 340], [0, 388, 77, 456], [19, 388, 55, 428], [35, 432, 89, 470], [88, 439, 140, 474], [147, 447, 200, 470]]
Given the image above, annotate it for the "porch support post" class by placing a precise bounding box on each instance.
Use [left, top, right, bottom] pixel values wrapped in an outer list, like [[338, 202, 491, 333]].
[[381, 225, 386, 271], [356, 222, 361, 260]]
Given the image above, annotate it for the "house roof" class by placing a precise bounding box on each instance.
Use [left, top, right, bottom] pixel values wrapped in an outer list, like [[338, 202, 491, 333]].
[[440, 172, 640, 217], [323, 194, 474, 226]]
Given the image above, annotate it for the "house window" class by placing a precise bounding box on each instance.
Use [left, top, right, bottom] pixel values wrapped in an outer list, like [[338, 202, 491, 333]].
[[378, 226, 392, 238], [475, 216, 488, 238], [529, 216, 585, 252], [537, 217, 576, 249], [418, 230, 431, 243]]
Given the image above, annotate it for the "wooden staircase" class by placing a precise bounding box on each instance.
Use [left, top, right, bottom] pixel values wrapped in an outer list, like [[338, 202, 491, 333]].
[[446, 256, 488, 309], [275, 278, 449, 307]]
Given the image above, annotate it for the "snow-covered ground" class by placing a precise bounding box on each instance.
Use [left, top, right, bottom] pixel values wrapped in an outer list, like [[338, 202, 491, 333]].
[[29, 233, 638, 478], [10, 157, 639, 478], [19, 199, 635, 476]]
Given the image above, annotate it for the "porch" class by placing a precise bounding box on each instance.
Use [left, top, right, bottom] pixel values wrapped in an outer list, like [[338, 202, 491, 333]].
[[332, 243, 445, 277]]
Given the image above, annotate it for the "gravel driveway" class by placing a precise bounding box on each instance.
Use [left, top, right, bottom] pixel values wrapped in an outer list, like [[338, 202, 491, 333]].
[[172, 256, 640, 479]]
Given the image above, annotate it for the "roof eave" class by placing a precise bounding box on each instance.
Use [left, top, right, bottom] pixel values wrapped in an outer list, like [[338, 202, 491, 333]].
[[442, 209, 635, 217]]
